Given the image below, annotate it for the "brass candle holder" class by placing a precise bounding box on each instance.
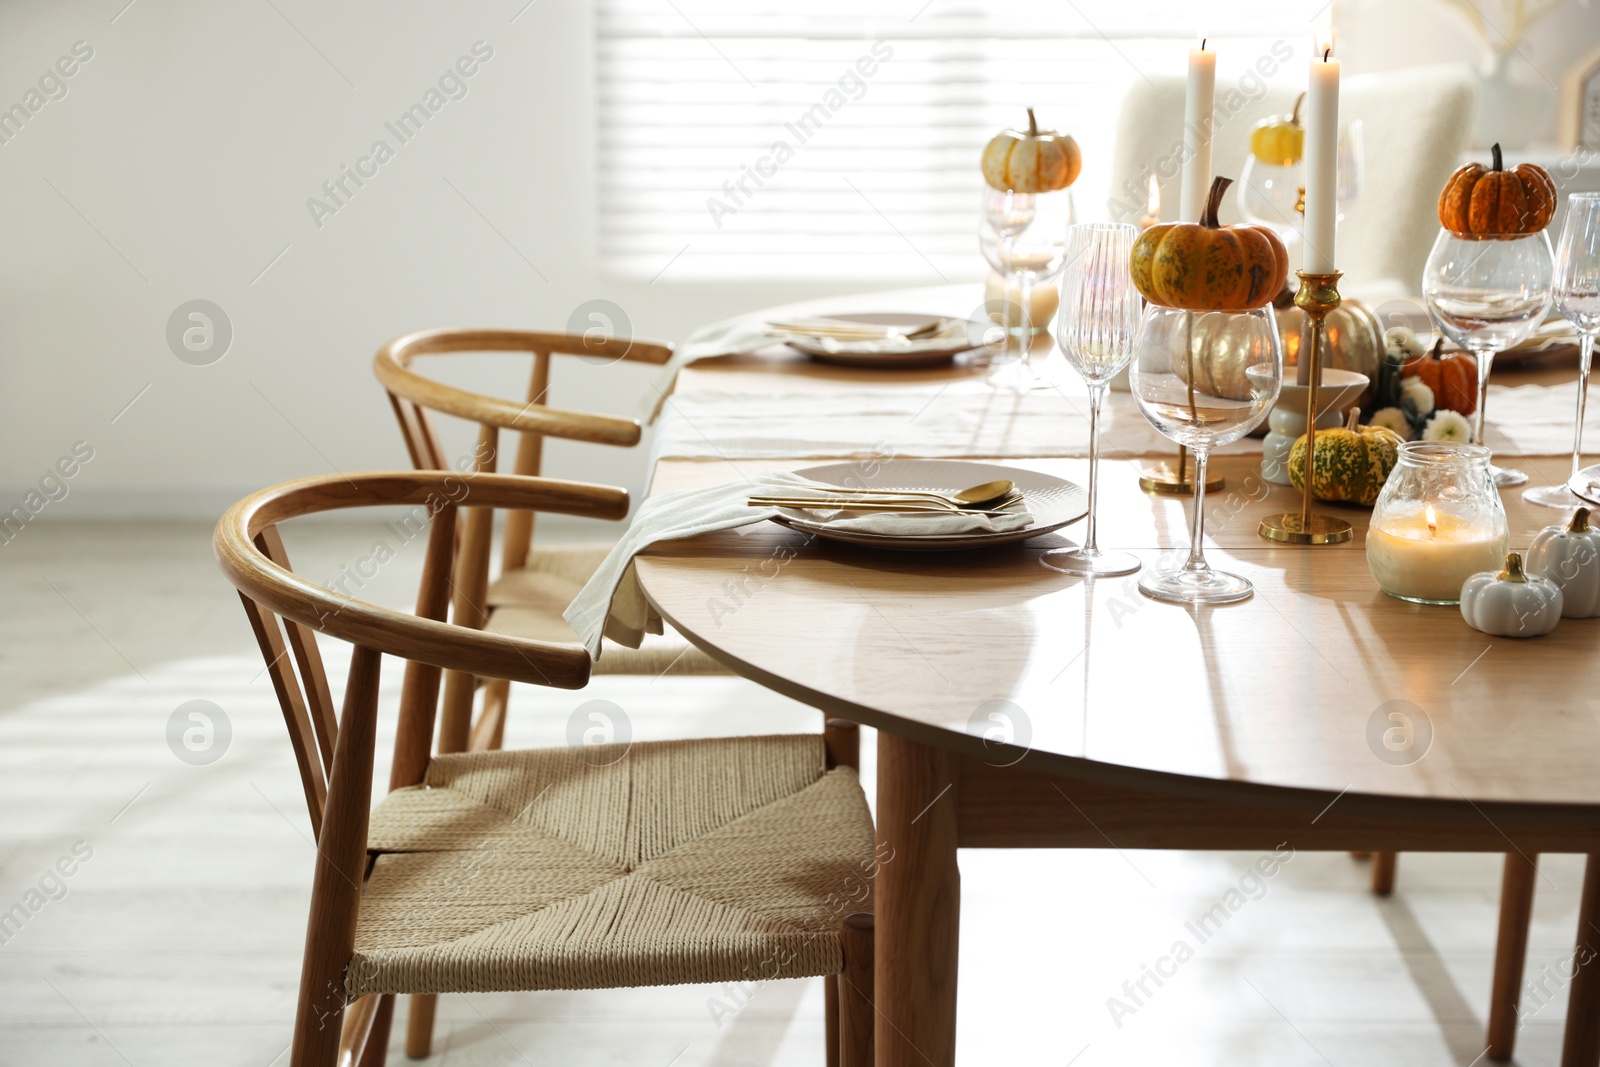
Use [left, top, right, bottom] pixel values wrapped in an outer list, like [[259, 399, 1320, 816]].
[[1258, 271, 1354, 545], [1138, 447, 1225, 494]]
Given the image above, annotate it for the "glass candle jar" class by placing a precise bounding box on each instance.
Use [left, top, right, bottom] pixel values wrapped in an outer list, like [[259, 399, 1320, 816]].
[[1366, 442, 1510, 605]]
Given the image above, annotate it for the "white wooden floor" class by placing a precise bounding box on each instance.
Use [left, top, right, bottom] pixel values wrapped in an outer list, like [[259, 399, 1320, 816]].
[[0, 521, 1586, 1066]]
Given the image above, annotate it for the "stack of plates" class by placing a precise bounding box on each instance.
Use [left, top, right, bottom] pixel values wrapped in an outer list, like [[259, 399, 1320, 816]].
[[767, 312, 984, 368]]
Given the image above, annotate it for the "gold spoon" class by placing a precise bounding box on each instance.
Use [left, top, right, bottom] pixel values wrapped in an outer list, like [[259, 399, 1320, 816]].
[[808, 479, 1016, 509]]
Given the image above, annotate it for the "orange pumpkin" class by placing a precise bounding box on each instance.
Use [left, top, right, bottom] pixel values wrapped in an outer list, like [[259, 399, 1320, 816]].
[[1130, 176, 1289, 311], [1401, 337, 1478, 417], [980, 108, 1082, 194], [1438, 143, 1557, 238]]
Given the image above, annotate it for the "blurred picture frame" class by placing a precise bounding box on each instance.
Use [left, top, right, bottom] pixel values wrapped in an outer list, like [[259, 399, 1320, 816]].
[[1561, 42, 1600, 149]]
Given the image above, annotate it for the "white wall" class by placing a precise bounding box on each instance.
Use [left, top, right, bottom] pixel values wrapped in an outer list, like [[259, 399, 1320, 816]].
[[0, 0, 846, 523], [6, 0, 1597, 525]]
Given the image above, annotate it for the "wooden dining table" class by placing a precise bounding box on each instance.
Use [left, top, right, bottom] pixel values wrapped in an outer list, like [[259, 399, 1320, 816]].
[[630, 285, 1600, 1066]]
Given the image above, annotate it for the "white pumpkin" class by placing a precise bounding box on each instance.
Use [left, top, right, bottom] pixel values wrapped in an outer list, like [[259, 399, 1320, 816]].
[[1460, 552, 1564, 637], [1525, 506, 1600, 618]]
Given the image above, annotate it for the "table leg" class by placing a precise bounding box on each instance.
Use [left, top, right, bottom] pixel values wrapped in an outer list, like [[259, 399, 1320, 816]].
[[1562, 854, 1600, 1067], [1488, 853, 1537, 1061], [875, 732, 960, 1067]]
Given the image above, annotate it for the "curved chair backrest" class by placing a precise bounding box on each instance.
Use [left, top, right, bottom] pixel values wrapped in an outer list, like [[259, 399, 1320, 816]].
[[214, 469, 629, 833], [373, 327, 672, 621]]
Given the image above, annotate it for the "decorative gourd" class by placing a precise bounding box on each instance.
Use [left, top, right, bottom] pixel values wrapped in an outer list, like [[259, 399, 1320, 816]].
[[1249, 93, 1305, 166], [1170, 311, 1270, 401], [981, 108, 1082, 194], [1401, 337, 1478, 417], [1438, 143, 1558, 238], [1287, 408, 1404, 506], [1274, 289, 1386, 411], [1525, 506, 1600, 618], [1131, 176, 1289, 311], [1460, 552, 1564, 637]]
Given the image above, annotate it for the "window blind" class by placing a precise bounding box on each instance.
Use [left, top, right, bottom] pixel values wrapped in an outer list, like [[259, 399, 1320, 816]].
[[596, 2, 1318, 281]]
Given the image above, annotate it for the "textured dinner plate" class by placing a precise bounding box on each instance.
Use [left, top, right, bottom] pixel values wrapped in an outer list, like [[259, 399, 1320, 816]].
[[781, 316, 986, 369], [769, 459, 1087, 551]]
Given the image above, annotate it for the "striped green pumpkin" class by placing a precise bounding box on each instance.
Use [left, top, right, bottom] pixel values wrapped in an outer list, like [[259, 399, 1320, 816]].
[[1288, 409, 1403, 507]]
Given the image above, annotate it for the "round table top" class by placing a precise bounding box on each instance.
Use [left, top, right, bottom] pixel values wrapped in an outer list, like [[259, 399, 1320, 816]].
[[636, 286, 1600, 810]]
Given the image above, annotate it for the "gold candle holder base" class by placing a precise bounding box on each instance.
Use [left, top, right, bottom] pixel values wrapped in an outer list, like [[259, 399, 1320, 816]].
[[1258, 270, 1354, 547], [1138, 448, 1224, 495], [1258, 511, 1352, 545]]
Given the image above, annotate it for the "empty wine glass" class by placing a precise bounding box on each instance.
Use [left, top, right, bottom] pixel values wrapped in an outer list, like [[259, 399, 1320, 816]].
[[980, 185, 1073, 392], [1238, 119, 1362, 264], [1043, 223, 1142, 577], [1527, 194, 1600, 507], [1130, 305, 1283, 603], [1423, 228, 1555, 487], [1336, 119, 1364, 225]]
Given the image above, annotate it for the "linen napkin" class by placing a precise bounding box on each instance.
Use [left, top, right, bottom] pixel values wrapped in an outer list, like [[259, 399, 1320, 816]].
[[644, 315, 777, 422], [562, 471, 1034, 657]]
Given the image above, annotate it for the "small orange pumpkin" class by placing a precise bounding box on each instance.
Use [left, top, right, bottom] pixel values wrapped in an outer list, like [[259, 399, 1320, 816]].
[[1130, 176, 1289, 312], [1438, 143, 1557, 238], [980, 108, 1082, 194], [1402, 337, 1478, 417]]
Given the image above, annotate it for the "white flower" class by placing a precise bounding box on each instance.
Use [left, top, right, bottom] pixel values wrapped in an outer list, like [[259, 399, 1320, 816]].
[[1423, 409, 1473, 443], [1400, 376, 1436, 416], [1385, 326, 1422, 361], [1369, 407, 1411, 438]]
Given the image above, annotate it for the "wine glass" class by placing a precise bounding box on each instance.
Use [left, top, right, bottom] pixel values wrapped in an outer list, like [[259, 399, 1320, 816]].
[[1423, 228, 1555, 487], [1527, 194, 1600, 507], [1238, 120, 1362, 267], [980, 186, 1073, 393], [1130, 305, 1283, 603], [1042, 223, 1142, 577]]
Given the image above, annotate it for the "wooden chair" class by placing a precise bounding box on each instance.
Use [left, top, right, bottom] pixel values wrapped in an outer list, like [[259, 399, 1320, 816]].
[[216, 470, 876, 1067], [373, 328, 729, 760]]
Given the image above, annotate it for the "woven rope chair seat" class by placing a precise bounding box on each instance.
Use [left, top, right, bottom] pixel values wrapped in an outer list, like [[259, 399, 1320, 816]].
[[486, 544, 726, 676], [349, 734, 875, 997]]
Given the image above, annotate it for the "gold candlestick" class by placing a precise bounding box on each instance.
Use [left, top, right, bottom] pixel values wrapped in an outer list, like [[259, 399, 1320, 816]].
[[1259, 271, 1353, 545], [1139, 447, 1226, 494]]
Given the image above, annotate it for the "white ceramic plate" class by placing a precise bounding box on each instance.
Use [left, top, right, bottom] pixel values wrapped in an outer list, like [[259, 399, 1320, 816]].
[[780, 315, 986, 369], [769, 459, 1087, 551]]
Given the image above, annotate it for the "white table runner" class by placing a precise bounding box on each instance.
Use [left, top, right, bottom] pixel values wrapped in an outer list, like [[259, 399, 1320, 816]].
[[651, 380, 1598, 463]]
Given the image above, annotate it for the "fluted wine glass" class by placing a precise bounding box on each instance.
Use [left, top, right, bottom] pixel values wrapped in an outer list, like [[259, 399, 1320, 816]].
[[1043, 223, 1142, 577], [1527, 194, 1600, 507], [1423, 228, 1555, 487], [1130, 305, 1283, 603]]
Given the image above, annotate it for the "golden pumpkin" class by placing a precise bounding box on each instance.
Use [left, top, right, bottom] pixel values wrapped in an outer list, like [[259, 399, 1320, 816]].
[[980, 108, 1082, 194], [1170, 311, 1276, 402], [1438, 143, 1557, 238], [1249, 93, 1305, 166], [1274, 290, 1386, 411], [1289, 408, 1404, 506], [1131, 176, 1289, 312]]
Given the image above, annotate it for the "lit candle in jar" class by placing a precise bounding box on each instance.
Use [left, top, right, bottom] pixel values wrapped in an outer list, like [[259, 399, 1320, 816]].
[[985, 271, 1060, 332], [1366, 502, 1510, 605], [1140, 175, 1161, 230]]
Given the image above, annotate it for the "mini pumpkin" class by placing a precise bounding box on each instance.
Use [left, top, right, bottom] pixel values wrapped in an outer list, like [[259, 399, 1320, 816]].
[[981, 108, 1082, 194], [1130, 176, 1289, 312], [1438, 143, 1557, 238], [1249, 93, 1305, 166], [1460, 552, 1564, 637], [1525, 506, 1600, 618], [1288, 407, 1404, 506], [1401, 337, 1478, 417]]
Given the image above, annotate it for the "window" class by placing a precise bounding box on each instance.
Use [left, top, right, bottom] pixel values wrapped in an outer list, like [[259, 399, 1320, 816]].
[[597, 2, 1318, 281]]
